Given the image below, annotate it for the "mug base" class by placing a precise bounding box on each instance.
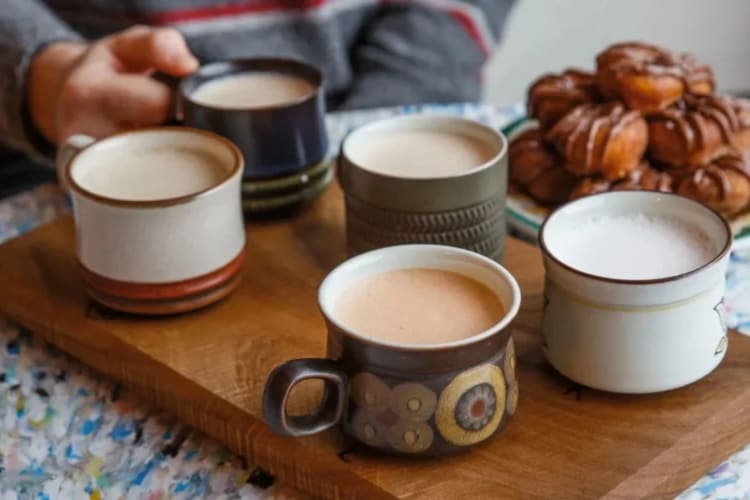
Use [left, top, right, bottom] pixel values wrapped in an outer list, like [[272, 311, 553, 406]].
[[544, 347, 727, 394], [242, 165, 333, 216], [85, 271, 242, 316], [78, 251, 245, 301]]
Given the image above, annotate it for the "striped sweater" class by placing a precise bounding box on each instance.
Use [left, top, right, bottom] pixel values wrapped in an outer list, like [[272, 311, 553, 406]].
[[0, 0, 514, 160]]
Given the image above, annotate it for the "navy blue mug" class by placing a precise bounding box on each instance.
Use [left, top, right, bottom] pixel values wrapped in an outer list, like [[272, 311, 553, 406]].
[[179, 58, 329, 180]]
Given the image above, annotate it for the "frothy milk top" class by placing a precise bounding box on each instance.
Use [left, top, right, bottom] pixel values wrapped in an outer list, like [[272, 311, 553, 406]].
[[550, 214, 716, 280], [77, 147, 227, 201], [333, 269, 505, 345], [190, 72, 315, 108], [349, 130, 496, 178]]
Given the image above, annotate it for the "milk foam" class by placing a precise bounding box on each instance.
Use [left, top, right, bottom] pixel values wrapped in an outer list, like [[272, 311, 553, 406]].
[[551, 214, 716, 280], [333, 269, 505, 345], [349, 130, 496, 178], [77, 147, 227, 201], [190, 72, 315, 108]]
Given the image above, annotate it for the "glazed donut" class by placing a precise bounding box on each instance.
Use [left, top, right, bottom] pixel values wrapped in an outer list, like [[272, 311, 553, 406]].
[[680, 52, 716, 96], [546, 102, 649, 180], [527, 69, 599, 129], [569, 161, 672, 200], [671, 149, 750, 217], [647, 95, 739, 167], [727, 96, 750, 152], [596, 42, 715, 113], [508, 128, 577, 205]]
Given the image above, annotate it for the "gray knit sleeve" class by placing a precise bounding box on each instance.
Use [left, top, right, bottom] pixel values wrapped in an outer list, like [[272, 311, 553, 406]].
[[0, 0, 81, 161], [340, 0, 515, 110]]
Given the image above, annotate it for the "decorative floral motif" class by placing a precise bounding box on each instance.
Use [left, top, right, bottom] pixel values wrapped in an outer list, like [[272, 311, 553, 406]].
[[504, 337, 517, 384], [350, 372, 390, 412], [349, 373, 436, 453], [350, 407, 388, 448], [715, 336, 728, 356], [714, 298, 729, 356], [506, 382, 519, 416], [385, 421, 434, 453], [715, 298, 727, 332], [436, 364, 506, 446], [455, 383, 497, 431], [391, 382, 437, 422]]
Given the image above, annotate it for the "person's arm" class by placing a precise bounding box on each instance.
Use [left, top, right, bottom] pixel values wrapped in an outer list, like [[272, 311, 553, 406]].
[[1, 2, 198, 166], [0, 0, 82, 162], [340, 0, 515, 110]]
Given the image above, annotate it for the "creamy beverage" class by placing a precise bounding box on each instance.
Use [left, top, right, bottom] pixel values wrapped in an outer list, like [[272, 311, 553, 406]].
[[77, 147, 227, 201], [333, 269, 505, 345], [551, 214, 715, 280], [349, 130, 496, 178], [190, 72, 315, 108]]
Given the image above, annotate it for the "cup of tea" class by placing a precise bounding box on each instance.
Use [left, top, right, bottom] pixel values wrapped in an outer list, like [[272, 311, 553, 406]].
[[179, 58, 329, 180], [338, 115, 508, 261], [263, 245, 521, 456], [56, 127, 245, 315], [539, 191, 732, 393]]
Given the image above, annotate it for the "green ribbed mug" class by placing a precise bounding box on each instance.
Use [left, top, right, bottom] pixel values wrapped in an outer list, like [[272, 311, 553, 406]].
[[338, 115, 508, 261]]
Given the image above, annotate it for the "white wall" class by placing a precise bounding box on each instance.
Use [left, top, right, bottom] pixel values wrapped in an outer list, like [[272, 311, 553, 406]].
[[483, 0, 750, 105]]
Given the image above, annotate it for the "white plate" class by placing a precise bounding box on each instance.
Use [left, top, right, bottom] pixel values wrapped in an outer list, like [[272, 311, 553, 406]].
[[501, 118, 750, 250]]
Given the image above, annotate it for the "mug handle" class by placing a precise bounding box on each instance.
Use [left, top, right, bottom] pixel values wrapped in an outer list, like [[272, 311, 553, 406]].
[[152, 71, 185, 124], [262, 358, 348, 437], [56, 134, 95, 194]]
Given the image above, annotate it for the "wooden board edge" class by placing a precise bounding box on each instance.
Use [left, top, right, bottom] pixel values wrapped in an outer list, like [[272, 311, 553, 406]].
[[0, 298, 394, 500], [604, 344, 750, 499]]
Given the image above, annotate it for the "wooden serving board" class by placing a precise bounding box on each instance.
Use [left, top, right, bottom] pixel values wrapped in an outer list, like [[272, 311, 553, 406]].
[[1, 183, 750, 499]]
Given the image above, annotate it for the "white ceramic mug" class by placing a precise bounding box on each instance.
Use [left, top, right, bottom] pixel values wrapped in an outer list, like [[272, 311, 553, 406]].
[[539, 191, 732, 394], [57, 127, 245, 286]]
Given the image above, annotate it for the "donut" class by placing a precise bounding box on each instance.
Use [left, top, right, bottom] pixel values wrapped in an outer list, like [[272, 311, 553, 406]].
[[648, 95, 739, 167], [596, 42, 715, 113], [527, 69, 599, 129], [508, 128, 577, 205], [546, 102, 649, 180]]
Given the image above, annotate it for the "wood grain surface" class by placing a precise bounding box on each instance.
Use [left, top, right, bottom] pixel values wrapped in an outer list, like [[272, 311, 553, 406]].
[[0, 182, 749, 499]]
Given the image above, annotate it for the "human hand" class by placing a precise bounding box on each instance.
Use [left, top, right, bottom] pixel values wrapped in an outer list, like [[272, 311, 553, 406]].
[[28, 25, 199, 144]]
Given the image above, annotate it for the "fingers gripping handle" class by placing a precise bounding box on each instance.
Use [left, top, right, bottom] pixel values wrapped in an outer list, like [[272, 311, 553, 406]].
[[262, 358, 348, 437]]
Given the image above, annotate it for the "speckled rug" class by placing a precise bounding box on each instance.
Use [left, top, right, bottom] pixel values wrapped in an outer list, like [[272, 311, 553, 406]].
[[1, 104, 749, 499]]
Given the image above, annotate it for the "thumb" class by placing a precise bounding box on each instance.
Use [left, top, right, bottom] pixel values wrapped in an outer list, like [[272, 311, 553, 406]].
[[109, 25, 199, 76]]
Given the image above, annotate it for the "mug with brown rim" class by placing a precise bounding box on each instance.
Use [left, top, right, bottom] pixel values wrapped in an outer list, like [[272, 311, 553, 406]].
[[263, 245, 522, 456], [56, 127, 246, 315]]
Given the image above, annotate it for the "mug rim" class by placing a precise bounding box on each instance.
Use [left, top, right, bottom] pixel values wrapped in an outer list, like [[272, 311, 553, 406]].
[[538, 191, 733, 285], [65, 126, 244, 208], [318, 244, 522, 351], [180, 57, 323, 112], [340, 115, 508, 181]]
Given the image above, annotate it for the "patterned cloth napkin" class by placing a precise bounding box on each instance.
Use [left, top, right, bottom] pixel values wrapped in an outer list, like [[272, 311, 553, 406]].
[[1, 103, 749, 498]]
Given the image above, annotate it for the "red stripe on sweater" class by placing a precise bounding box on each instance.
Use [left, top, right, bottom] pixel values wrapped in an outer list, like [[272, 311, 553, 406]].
[[446, 9, 489, 57], [142, 0, 328, 24]]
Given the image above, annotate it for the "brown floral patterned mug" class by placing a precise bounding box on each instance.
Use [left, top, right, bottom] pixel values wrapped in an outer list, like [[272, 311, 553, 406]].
[[262, 245, 521, 456]]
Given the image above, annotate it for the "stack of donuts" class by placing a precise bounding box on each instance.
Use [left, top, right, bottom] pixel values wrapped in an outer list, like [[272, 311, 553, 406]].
[[509, 42, 750, 219]]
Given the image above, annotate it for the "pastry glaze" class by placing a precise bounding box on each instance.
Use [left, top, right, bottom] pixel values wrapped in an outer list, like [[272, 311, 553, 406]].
[[570, 161, 672, 200], [672, 150, 750, 216], [527, 69, 599, 129], [546, 102, 648, 180], [509, 128, 576, 204], [596, 42, 715, 113], [648, 95, 741, 167]]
